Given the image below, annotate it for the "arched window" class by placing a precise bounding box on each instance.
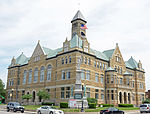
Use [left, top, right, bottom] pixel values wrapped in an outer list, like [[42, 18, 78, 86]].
[[23, 70, 27, 84], [47, 65, 52, 81], [65, 56, 68, 64], [40, 66, 45, 82], [62, 58, 64, 64], [28, 69, 32, 83], [34, 68, 38, 83]]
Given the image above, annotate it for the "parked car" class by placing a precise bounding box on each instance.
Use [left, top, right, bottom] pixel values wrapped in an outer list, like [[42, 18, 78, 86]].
[[100, 107, 124, 114], [7, 102, 24, 113], [37, 106, 64, 114], [140, 104, 150, 113]]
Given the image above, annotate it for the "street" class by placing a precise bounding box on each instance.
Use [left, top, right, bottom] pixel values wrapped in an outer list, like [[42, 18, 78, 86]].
[[0, 110, 36, 114]]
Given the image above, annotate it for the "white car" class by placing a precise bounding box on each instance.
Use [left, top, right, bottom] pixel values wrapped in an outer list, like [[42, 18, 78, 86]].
[[140, 104, 150, 113], [37, 106, 64, 114]]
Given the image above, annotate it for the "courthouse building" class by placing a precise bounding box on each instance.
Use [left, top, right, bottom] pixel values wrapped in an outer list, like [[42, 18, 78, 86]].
[[6, 10, 145, 106]]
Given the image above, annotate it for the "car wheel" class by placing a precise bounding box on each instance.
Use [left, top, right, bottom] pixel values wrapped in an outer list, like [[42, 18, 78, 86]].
[[38, 111, 41, 114], [49, 111, 53, 114], [7, 108, 9, 112], [21, 110, 24, 113], [13, 108, 17, 112]]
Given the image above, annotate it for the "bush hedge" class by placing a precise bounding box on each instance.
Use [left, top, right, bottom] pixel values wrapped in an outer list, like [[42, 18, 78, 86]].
[[118, 104, 133, 107], [60, 102, 68, 108], [99, 104, 114, 107], [87, 98, 97, 104], [88, 103, 96, 108], [42, 102, 55, 106]]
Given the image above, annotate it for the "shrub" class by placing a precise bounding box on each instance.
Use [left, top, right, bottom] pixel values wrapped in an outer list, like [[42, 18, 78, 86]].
[[87, 98, 97, 104], [88, 103, 96, 108], [118, 104, 133, 107], [142, 98, 150, 104], [60, 102, 68, 108], [42, 102, 55, 106], [99, 104, 114, 107]]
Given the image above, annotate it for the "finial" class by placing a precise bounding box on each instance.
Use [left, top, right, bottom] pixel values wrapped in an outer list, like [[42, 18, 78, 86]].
[[38, 40, 40, 43], [22, 52, 23, 54], [65, 37, 68, 42], [78, 2, 80, 10], [139, 60, 141, 63], [116, 43, 118, 46]]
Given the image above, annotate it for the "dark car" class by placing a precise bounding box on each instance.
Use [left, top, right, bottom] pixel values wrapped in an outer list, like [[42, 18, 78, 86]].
[[100, 107, 124, 114], [7, 102, 24, 113]]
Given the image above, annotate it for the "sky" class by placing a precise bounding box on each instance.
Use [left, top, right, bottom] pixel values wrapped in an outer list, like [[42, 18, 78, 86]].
[[0, 0, 150, 90]]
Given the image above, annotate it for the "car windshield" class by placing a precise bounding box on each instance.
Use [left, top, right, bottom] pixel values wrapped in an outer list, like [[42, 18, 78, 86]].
[[14, 103, 20, 106], [140, 105, 147, 107]]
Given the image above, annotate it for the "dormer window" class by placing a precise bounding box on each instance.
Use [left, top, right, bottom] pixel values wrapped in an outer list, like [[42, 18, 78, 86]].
[[116, 56, 121, 62], [64, 44, 68, 52]]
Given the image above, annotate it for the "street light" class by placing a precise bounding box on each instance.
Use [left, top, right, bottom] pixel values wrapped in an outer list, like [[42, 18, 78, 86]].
[[81, 83, 84, 112]]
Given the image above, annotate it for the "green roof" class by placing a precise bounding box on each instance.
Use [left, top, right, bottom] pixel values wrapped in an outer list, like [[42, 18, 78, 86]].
[[16, 53, 29, 65], [42, 47, 62, 58], [127, 56, 138, 68], [70, 34, 82, 48], [103, 49, 115, 59], [90, 49, 109, 61]]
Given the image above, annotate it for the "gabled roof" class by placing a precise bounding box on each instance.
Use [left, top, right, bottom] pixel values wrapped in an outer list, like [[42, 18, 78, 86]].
[[90, 49, 109, 61], [127, 56, 138, 68], [125, 61, 134, 69], [103, 49, 115, 59], [70, 34, 82, 49], [71, 10, 86, 23], [16, 53, 29, 65]]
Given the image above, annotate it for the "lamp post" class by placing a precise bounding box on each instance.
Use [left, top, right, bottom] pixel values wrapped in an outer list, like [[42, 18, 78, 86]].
[[81, 83, 84, 112]]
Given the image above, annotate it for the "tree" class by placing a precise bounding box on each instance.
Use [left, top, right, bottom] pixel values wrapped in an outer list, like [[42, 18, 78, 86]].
[[142, 98, 150, 104], [37, 89, 50, 103], [22, 94, 32, 105], [0, 79, 6, 99]]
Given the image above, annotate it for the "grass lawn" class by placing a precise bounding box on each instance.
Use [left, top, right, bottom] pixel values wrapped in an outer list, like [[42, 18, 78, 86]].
[[23, 105, 139, 112]]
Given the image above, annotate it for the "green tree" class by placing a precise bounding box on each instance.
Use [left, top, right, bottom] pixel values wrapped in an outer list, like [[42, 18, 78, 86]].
[[142, 98, 150, 104], [37, 89, 50, 103], [87, 98, 97, 104], [0, 79, 6, 98], [22, 94, 32, 105]]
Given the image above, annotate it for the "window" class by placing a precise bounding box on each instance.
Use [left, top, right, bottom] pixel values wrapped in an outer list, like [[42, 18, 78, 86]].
[[65, 57, 68, 64], [107, 77, 109, 83], [81, 69, 85, 80], [86, 88, 90, 98], [17, 78, 20, 85], [62, 58, 64, 64], [34, 68, 38, 83], [86, 70, 90, 80], [111, 90, 114, 100], [120, 67, 122, 74], [120, 78, 123, 84], [88, 58, 90, 65], [22, 90, 25, 96], [66, 87, 70, 98], [85, 57, 87, 64], [28, 69, 32, 83], [61, 87, 65, 98], [107, 90, 109, 100], [9, 79, 11, 86], [111, 75, 114, 83], [55, 71, 57, 80], [34, 56, 40, 62], [100, 62, 102, 69], [69, 56, 71, 63], [11, 79, 14, 86], [117, 66, 119, 73], [117, 77, 119, 84], [132, 81, 134, 88], [94, 61, 96, 67], [101, 90, 104, 100], [97, 62, 99, 68], [101, 74, 104, 84], [62, 70, 65, 80], [66, 70, 70, 79], [95, 73, 99, 82], [103, 63, 105, 70], [40, 66, 45, 82], [23, 70, 27, 84], [126, 78, 129, 86], [47, 65, 52, 81], [95, 93, 99, 99]]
